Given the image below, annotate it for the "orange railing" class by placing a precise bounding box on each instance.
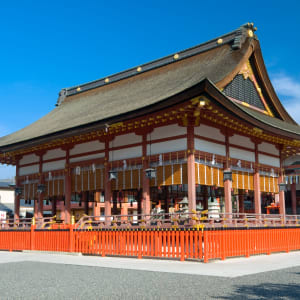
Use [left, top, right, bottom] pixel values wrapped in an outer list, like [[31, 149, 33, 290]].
[[1, 214, 300, 262]]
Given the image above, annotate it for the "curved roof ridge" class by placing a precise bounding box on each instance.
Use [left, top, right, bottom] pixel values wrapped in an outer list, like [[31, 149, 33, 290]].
[[56, 23, 257, 106]]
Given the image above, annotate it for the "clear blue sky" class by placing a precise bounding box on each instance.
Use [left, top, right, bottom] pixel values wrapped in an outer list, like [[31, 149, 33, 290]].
[[0, 0, 300, 179]]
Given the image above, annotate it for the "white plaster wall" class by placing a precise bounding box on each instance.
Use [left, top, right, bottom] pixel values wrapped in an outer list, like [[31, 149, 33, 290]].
[[70, 141, 104, 156], [0, 190, 14, 204], [147, 124, 186, 141], [194, 124, 225, 142], [42, 160, 66, 172], [258, 142, 279, 156], [110, 133, 141, 147], [195, 138, 226, 156], [229, 134, 254, 149], [147, 138, 187, 155], [19, 164, 39, 176], [70, 153, 105, 163], [258, 154, 280, 167], [43, 148, 66, 160], [109, 146, 142, 161], [229, 147, 255, 162], [19, 154, 39, 165]]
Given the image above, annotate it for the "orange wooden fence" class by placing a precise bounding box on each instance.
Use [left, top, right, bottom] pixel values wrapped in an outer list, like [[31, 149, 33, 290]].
[[0, 227, 300, 262]]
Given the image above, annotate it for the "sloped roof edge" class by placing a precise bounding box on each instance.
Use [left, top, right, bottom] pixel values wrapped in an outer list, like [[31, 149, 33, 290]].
[[56, 23, 257, 106]]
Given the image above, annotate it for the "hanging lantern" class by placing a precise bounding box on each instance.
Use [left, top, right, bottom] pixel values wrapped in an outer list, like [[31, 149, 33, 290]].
[[37, 184, 46, 194], [223, 170, 232, 182], [145, 168, 156, 179], [109, 170, 117, 181]]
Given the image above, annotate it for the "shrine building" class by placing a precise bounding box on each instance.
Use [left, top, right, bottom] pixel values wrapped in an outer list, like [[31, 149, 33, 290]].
[[1, 23, 300, 223]]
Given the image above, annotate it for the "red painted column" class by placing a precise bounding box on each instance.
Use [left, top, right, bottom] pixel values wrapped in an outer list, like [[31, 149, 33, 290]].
[[224, 176, 232, 215], [34, 201, 38, 219], [187, 124, 196, 212], [291, 182, 297, 215], [254, 143, 261, 215], [279, 174, 286, 216], [37, 153, 44, 220], [224, 134, 232, 215], [93, 191, 101, 218], [37, 193, 44, 219], [14, 160, 20, 222], [254, 172, 261, 215], [64, 149, 72, 224], [104, 140, 112, 224], [279, 151, 286, 216], [142, 134, 151, 216], [121, 202, 128, 216]]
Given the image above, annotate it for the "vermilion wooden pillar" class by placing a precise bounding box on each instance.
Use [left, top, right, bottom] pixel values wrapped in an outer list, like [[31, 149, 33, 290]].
[[142, 134, 151, 215], [224, 134, 232, 215], [37, 153, 44, 219], [187, 124, 196, 212], [254, 143, 261, 215], [224, 176, 232, 214], [279, 174, 286, 216], [291, 182, 297, 215], [279, 150, 286, 216], [64, 149, 71, 224], [93, 191, 101, 218], [37, 194, 44, 219], [14, 160, 20, 221], [34, 201, 38, 219], [104, 140, 112, 224], [254, 172, 261, 215]]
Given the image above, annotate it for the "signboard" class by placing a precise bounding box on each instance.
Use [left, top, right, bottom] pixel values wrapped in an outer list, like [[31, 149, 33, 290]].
[[0, 211, 6, 222]]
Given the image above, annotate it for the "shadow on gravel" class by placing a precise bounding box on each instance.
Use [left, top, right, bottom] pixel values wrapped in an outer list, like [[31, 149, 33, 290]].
[[217, 283, 300, 299]]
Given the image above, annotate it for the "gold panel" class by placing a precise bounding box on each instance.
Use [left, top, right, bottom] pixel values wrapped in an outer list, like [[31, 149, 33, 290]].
[[173, 164, 182, 185], [132, 169, 141, 189], [117, 171, 124, 190], [53, 180, 59, 196], [82, 170, 89, 192], [95, 169, 102, 190], [182, 163, 187, 185], [125, 170, 131, 190], [195, 164, 199, 185], [157, 166, 163, 187], [164, 165, 173, 186], [260, 175, 265, 192]]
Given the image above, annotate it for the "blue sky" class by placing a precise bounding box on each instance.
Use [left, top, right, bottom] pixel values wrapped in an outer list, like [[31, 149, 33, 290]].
[[0, 0, 300, 179]]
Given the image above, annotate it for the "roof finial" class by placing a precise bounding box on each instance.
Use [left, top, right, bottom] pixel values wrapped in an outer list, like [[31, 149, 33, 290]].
[[56, 88, 67, 106], [232, 22, 257, 50]]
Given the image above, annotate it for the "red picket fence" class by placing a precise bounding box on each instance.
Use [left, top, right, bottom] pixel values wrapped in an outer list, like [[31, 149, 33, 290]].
[[73, 229, 203, 260], [1, 227, 300, 262], [203, 227, 300, 262], [0, 230, 31, 251]]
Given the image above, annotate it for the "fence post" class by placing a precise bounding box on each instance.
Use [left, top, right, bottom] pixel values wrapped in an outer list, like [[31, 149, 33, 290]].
[[180, 230, 185, 261], [203, 229, 208, 263], [69, 216, 75, 252], [138, 230, 142, 259], [31, 217, 35, 251]]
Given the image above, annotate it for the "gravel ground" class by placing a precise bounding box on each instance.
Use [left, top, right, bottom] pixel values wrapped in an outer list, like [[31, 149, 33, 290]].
[[0, 262, 299, 299]]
